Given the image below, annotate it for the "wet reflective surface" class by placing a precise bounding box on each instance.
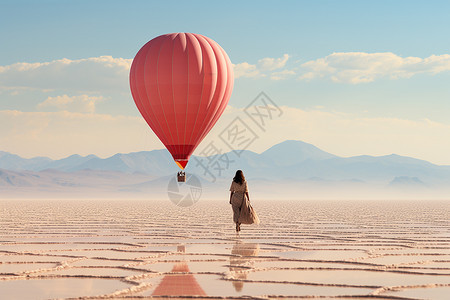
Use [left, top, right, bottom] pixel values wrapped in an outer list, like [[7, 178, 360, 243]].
[[0, 199, 449, 299]]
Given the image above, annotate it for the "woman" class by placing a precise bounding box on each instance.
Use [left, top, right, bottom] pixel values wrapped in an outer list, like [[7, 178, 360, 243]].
[[229, 170, 252, 232]]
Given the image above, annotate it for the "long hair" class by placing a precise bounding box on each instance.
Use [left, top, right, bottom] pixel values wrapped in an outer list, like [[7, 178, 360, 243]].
[[233, 170, 245, 185]]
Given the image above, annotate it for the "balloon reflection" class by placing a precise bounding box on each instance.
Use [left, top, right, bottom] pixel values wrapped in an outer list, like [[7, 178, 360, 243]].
[[229, 242, 260, 292], [152, 245, 206, 297]]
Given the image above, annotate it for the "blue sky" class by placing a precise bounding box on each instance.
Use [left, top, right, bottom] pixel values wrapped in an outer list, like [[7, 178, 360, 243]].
[[1, 0, 450, 164], [2, 1, 449, 63]]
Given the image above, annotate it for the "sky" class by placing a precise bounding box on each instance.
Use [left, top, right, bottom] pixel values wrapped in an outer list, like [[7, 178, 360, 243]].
[[1, 0, 450, 165]]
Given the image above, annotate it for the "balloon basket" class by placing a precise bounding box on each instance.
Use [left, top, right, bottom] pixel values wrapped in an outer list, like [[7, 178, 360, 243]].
[[177, 171, 186, 182]]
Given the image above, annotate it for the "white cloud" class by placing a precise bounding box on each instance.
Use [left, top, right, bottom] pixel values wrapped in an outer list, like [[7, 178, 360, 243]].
[[299, 52, 450, 83], [37, 94, 104, 113], [232, 52, 450, 82], [0, 56, 132, 92], [233, 54, 291, 79], [258, 54, 290, 70], [232, 62, 263, 79], [2, 52, 450, 96]]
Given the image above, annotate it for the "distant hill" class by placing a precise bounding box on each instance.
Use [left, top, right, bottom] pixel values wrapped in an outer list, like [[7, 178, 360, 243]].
[[389, 176, 427, 187], [260, 140, 336, 166], [46, 154, 99, 171], [0, 151, 51, 171], [1, 140, 450, 200]]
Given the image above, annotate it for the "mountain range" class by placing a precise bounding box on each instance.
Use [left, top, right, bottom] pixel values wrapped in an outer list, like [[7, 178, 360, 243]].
[[1, 140, 449, 200]]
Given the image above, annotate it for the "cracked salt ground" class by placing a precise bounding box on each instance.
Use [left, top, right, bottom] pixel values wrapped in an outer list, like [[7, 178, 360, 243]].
[[387, 286, 450, 299], [247, 269, 450, 286], [0, 200, 449, 299]]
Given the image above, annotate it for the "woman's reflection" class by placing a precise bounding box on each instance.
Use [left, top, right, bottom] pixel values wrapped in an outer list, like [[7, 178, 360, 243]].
[[229, 242, 260, 292]]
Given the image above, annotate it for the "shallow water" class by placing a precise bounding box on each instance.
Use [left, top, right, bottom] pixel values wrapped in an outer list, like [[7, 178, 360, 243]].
[[0, 278, 131, 299], [0, 199, 449, 299]]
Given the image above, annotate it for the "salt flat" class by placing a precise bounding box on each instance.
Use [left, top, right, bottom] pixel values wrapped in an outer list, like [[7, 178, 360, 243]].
[[0, 199, 449, 299]]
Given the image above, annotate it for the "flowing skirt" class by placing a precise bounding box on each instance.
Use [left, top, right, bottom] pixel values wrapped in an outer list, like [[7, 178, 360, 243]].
[[239, 198, 260, 225], [231, 192, 260, 225]]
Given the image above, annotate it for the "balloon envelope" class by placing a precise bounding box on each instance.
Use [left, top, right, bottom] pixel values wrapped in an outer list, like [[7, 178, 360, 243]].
[[130, 33, 234, 169]]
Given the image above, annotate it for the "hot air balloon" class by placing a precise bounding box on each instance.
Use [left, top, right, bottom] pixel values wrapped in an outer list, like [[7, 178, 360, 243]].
[[129, 33, 234, 178]]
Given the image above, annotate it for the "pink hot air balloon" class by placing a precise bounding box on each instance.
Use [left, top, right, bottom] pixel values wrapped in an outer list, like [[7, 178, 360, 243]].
[[130, 33, 234, 169]]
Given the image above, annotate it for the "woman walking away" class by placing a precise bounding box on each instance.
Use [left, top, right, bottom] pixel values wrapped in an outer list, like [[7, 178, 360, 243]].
[[229, 170, 259, 232]]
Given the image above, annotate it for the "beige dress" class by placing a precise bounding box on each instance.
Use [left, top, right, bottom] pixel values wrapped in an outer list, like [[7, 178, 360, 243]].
[[229, 180, 248, 223]]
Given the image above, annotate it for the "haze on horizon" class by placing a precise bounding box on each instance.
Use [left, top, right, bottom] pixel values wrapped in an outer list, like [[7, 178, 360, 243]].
[[1, 1, 450, 165]]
